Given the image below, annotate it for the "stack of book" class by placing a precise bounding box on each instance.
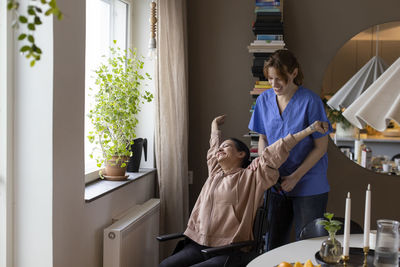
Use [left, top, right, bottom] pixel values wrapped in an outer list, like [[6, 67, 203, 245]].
[[245, 0, 283, 158], [249, 0, 285, 79], [253, 0, 283, 35], [250, 81, 272, 95]]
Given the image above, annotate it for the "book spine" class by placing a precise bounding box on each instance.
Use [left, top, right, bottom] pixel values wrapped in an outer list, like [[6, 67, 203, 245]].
[[254, 84, 271, 88], [248, 47, 284, 53], [254, 7, 281, 13], [256, 2, 280, 7], [251, 40, 285, 45], [255, 81, 270, 85], [256, 34, 283, 40]]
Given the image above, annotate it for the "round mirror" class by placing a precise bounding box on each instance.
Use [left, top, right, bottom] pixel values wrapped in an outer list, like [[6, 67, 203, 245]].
[[322, 21, 400, 175]]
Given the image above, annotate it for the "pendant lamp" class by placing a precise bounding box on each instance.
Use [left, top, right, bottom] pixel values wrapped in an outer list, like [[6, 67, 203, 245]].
[[342, 56, 400, 131], [327, 26, 388, 110]]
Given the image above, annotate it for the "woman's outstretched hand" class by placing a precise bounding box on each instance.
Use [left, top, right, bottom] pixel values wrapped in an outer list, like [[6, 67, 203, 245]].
[[212, 115, 226, 131], [310, 121, 329, 134]]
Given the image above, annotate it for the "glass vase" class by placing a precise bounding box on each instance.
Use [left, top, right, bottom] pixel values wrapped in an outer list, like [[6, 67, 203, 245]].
[[319, 237, 343, 263]]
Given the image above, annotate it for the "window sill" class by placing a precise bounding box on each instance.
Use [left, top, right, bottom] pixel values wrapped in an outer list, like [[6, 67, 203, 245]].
[[84, 168, 156, 202]]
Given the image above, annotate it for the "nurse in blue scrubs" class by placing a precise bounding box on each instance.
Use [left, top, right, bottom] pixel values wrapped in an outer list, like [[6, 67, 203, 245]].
[[248, 49, 333, 244]]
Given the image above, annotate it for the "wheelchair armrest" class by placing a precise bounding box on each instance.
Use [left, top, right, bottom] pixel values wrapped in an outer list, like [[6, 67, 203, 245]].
[[156, 233, 185, 242], [200, 240, 256, 258]]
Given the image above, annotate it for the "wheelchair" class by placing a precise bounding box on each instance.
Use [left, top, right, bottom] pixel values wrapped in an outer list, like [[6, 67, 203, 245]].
[[157, 187, 280, 267]]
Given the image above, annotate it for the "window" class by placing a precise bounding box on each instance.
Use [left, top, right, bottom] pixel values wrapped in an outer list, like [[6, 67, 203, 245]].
[[85, 0, 130, 182]]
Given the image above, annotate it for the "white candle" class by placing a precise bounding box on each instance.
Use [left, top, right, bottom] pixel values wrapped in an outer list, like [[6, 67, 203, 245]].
[[363, 184, 371, 247], [343, 192, 351, 256]]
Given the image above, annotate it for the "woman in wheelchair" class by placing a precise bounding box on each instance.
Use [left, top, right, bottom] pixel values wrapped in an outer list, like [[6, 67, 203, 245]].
[[159, 115, 329, 267]]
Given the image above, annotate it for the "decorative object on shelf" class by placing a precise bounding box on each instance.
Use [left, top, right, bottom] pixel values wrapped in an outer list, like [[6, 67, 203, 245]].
[[87, 42, 154, 180], [147, 0, 157, 60], [7, 0, 63, 66], [318, 212, 343, 263], [327, 26, 388, 111]]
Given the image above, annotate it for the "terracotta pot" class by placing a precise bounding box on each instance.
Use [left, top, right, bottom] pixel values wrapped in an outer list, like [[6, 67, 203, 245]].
[[104, 156, 129, 180]]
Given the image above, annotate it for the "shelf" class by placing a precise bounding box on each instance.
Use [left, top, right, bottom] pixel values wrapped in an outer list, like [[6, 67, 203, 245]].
[[331, 133, 400, 143]]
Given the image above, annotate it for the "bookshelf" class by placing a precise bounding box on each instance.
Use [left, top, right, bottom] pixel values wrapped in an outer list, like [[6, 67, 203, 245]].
[[246, 0, 285, 158]]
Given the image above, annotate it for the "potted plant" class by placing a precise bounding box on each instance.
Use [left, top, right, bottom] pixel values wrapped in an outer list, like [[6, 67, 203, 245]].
[[322, 98, 355, 137], [87, 41, 153, 180], [318, 212, 343, 263]]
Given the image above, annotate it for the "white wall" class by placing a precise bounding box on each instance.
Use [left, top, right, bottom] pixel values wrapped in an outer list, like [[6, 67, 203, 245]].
[[13, 0, 54, 265]]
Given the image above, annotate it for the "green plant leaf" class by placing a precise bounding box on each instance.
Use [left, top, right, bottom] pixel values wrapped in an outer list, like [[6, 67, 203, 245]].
[[35, 6, 43, 13], [28, 6, 36, 15], [44, 8, 54, 16], [34, 16, 42, 25], [20, 45, 31, 52], [19, 15, 28, 23], [27, 35, 35, 43], [18, 33, 27, 40], [27, 23, 35, 30]]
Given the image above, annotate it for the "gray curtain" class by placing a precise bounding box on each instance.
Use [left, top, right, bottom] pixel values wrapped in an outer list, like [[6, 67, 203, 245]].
[[155, 0, 189, 260]]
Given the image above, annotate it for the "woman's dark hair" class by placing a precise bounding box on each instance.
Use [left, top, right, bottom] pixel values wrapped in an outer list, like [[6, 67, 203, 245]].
[[263, 49, 304, 86], [228, 138, 251, 168]]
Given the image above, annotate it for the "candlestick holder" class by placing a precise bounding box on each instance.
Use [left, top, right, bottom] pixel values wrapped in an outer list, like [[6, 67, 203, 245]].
[[363, 247, 369, 267], [341, 255, 350, 266]]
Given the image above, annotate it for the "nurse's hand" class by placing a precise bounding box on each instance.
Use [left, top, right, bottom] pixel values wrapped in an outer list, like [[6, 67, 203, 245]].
[[280, 173, 301, 192], [247, 157, 260, 171], [309, 121, 329, 134]]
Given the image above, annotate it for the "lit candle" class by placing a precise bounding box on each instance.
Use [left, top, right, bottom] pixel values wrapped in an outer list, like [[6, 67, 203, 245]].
[[363, 184, 371, 247], [343, 192, 351, 256]]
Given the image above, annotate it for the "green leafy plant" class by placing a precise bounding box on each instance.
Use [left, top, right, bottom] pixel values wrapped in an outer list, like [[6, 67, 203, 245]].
[[322, 97, 352, 129], [87, 41, 153, 170], [326, 108, 352, 129], [7, 0, 63, 66], [319, 212, 342, 237], [318, 212, 343, 254]]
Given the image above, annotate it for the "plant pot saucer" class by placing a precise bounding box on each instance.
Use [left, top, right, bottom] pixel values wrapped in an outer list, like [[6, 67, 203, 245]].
[[103, 175, 129, 181]]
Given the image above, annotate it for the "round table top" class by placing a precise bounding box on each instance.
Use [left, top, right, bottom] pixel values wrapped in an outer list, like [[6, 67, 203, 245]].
[[247, 234, 364, 267]]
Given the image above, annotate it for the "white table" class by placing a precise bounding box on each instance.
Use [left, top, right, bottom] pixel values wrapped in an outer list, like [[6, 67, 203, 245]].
[[248, 234, 364, 267]]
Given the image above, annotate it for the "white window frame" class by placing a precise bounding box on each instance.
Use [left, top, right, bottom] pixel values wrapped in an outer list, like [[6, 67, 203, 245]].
[[84, 0, 132, 183], [0, 2, 14, 267]]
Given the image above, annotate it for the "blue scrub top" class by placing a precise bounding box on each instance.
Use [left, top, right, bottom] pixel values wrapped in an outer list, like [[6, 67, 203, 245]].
[[248, 86, 333, 197]]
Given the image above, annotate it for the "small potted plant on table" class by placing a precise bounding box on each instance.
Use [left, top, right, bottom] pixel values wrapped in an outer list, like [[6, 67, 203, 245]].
[[88, 41, 153, 180], [318, 212, 343, 263]]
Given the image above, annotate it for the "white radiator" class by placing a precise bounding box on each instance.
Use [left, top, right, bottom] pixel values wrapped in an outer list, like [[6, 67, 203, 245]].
[[103, 198, 160, 267]]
